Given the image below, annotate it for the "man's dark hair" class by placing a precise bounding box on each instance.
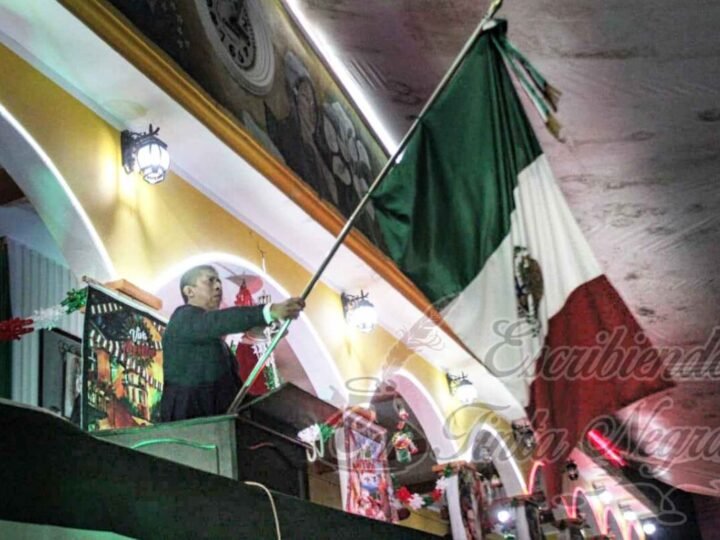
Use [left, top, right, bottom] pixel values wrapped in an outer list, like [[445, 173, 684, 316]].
[[179, 264, 217, 303]]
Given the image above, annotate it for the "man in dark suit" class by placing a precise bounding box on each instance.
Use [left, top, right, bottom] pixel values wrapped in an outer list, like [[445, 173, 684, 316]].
[[160, 264, 304, 421]]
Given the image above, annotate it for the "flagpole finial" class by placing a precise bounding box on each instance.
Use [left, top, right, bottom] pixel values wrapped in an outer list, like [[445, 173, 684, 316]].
[[486, 0, 504, 21]]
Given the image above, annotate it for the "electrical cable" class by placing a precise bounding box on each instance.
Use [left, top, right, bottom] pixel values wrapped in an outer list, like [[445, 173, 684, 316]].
[[244, 481, 282, 540]]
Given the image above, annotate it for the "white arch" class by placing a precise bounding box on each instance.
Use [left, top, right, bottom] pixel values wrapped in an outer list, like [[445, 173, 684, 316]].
[[380, 368, 460, 461], [528, 460, 544, 496], [377, 366, 527, 493], [0, 103, 115, 281], [604, 507, 628, 540], [571, 487, 603, 535], [461, 422, 527, 496], [150, 251, 348, 406]]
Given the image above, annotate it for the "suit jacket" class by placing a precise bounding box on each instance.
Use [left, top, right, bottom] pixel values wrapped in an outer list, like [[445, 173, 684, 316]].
[[162, 304, 267, 386]]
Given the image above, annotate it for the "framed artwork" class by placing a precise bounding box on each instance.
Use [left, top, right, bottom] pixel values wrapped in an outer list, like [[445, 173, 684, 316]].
[[39, 328, 82, 422], [336, 409, 396, 523]]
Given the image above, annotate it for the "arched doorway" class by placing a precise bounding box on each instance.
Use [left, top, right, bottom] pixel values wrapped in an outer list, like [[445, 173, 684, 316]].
[[464, 423, 526, 497], [369, 381, 439, 502], [380, 369, 460, 461], [151, 253, 347, 405], [605, 508, 625, 540], [572, 488, 603, 536], [527, 462, 561, 538], [629, 523, 643, 540]]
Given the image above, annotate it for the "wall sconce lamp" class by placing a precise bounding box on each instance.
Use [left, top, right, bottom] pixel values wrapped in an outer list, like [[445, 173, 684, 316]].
[[341, 290, 377, 333], [511, 419, 536, 450], [618, 503, 637, 522], [121, 124, 170, 184], [565, 459, 579, 481], [641, 519, 657, 535], [446, 372, 478, 404]]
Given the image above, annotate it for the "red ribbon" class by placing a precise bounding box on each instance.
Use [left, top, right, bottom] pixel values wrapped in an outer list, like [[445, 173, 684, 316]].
[[0, 318, 34, 341]]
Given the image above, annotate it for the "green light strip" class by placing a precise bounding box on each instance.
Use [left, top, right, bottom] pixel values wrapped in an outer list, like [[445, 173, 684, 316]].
[[130, 438, 217, 451]]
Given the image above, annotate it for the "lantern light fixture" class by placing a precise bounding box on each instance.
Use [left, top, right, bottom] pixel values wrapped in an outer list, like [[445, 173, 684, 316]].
[[341, 290, 377, 333], [619, 503, 637, 522], [497, 509, 511, 524], [446, 372, 478, 404], [121, 124, 170, 184], [642, 520, 657, 535], [565, 459, 579, 481]]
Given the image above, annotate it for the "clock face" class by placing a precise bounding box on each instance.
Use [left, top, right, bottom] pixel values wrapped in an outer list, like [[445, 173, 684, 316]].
[[196, 0, 275, 95]]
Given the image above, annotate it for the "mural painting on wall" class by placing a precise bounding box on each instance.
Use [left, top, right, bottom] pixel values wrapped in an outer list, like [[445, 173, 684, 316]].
[[82, 286, 165, 431], [108, 0, 386, 245]]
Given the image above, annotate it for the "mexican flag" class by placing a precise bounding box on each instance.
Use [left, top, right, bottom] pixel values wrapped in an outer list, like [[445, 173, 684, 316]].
[[371, 20, 671, 496]]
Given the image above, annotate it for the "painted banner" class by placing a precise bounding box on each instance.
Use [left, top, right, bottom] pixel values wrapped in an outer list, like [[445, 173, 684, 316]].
[[82, 285, 166, 431], [336, 410, 396, 523]]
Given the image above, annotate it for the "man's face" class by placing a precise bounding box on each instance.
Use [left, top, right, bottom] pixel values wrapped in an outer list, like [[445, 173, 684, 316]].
[[185, 269, 222, 311]]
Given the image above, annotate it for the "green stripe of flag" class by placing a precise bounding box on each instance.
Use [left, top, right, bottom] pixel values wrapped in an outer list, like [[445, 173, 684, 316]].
[[371, 21, 542, 307]]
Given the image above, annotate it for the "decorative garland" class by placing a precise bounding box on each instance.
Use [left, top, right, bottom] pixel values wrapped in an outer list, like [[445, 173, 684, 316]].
[[394, 464, 454, 510], [0, 288, 87, 341], [0, 318, 33, 341], [297, 422, 336, 462]]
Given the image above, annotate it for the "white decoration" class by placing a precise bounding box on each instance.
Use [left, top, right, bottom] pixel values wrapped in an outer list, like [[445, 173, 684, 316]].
[[31, 305, 65, 330], [297, 423, 324, 463], [298, 424, 321, 443], [408, 493, 425, 510], [435, 476, 450, 492]]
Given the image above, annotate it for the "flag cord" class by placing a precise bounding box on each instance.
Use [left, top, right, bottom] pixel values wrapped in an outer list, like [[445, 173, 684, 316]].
[[227, 0, 504, 413]]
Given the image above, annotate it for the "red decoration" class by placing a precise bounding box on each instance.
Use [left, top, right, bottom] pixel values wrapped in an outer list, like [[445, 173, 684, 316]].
[[587, 429, 627, 467], [396, 486, 412, 504], [234, 280, 254, 307], [431, 488, 443, 502], [0, 318, 34, 341], [235, 342, 269, 396]]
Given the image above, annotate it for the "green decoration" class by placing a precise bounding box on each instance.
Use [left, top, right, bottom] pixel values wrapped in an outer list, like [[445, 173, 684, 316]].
[[61, 288, 88, 314], [319, 422, 335, 443], [263, 359, 281, 390]]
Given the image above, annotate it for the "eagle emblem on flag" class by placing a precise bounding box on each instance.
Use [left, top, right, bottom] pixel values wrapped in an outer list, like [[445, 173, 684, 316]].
[[514, 246, 544, 337]]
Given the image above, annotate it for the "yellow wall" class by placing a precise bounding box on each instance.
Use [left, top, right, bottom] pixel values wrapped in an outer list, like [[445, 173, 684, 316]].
[[0, 40, 530, 483]]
